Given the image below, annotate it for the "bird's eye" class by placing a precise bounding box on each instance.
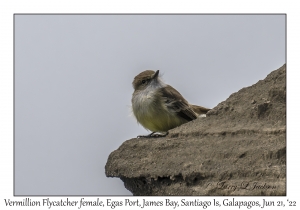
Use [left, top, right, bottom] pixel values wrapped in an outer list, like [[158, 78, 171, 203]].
[[142, 80, 146, 84]]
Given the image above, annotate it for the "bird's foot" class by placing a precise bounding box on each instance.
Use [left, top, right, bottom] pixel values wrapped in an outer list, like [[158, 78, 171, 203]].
[[137, 131, 169, 138]]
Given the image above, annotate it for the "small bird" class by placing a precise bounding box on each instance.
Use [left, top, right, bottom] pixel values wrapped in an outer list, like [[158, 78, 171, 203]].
[[131, 70, 210, 138]]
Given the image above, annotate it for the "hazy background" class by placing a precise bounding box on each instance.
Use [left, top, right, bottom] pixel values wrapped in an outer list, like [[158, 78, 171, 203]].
[[15, 14, 285, 195]]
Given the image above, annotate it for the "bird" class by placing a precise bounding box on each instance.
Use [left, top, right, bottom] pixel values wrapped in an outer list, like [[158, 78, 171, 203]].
[[131, 70, 210, 138]]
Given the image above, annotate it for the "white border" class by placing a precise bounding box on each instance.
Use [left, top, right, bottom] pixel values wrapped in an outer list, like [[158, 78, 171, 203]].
[[1, 1, 299, 209]]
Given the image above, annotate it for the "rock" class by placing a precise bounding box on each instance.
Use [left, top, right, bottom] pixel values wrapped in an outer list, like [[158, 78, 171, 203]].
[[105, 64, 286, 196]]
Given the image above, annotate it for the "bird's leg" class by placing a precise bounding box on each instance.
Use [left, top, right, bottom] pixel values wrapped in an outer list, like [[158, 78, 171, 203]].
[[137, 132, 155, 138], [137, 131, 169, 138]]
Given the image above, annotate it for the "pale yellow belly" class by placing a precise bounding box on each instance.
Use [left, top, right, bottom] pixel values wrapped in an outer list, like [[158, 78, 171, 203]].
[[132, 89, 188, 132], [135, 107, 188, 132]]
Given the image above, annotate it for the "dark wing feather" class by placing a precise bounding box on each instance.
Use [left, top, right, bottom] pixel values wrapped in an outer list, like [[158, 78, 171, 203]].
[[160, 85, 197, 121]]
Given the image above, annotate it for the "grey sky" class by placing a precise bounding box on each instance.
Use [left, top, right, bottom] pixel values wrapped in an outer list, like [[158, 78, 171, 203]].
[[15, 14, 285, 195]]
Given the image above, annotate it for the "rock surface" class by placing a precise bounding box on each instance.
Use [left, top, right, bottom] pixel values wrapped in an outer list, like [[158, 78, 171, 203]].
[[105, 64, 286, 196]]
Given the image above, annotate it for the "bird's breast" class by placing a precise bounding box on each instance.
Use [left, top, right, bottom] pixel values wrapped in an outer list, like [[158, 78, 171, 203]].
[[132, 90, 157, 116], [132, 89, 185, 132]]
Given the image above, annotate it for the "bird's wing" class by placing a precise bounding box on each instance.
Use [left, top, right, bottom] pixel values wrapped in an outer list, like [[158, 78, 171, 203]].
[[160, 85, 198, 121]]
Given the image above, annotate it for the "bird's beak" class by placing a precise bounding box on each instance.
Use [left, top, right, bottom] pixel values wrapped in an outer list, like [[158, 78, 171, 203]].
[[152, 70, 159, 79]]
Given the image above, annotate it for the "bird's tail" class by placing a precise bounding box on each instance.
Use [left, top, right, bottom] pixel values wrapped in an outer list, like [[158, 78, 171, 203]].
[[190, 104, 211, 115]]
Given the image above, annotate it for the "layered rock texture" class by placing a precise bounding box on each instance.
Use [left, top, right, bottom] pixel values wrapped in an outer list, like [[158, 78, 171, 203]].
[[105, 64, 286, 196]]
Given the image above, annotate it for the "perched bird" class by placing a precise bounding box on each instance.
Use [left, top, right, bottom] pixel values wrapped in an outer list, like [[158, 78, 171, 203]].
[[132, 70, 210, 138]]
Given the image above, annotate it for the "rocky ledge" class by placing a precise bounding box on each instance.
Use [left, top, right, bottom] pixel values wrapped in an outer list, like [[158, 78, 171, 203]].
[[105, 64, 286, 196]]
